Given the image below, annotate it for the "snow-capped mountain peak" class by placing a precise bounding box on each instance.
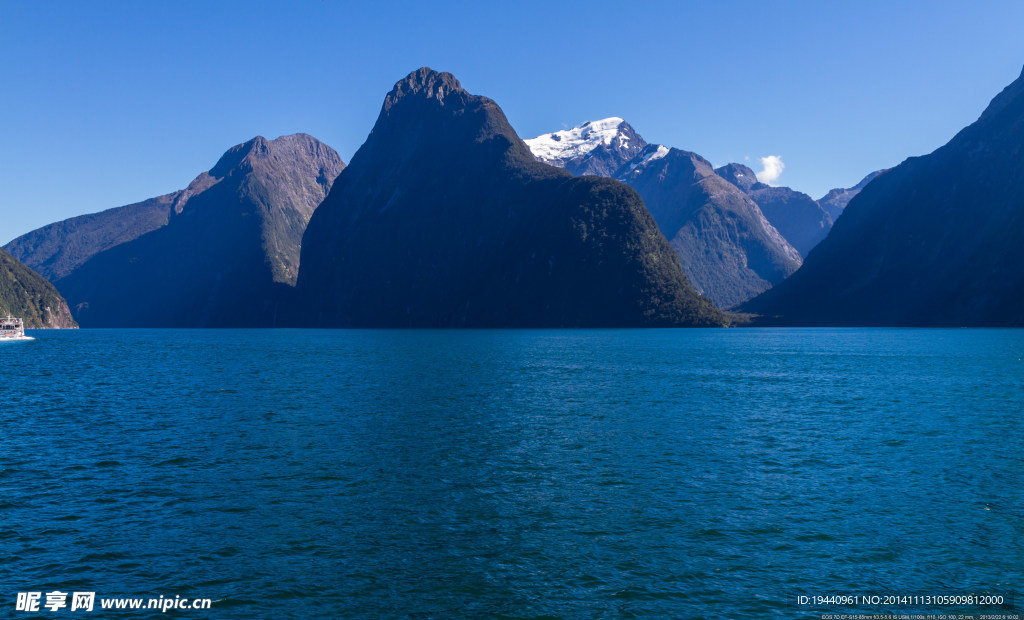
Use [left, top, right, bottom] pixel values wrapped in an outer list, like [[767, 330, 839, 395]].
[[525, 118, 648, 176], [526, 117, 628, 162]]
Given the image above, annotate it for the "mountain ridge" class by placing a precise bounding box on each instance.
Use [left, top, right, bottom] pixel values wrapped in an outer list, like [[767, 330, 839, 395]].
[[715, 162, 833, 257], [51, 133, 345, 327], [525, 121, 802, 307]]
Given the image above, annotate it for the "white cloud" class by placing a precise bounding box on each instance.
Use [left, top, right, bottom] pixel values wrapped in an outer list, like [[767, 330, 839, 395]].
[[756, 155, 784, 185]]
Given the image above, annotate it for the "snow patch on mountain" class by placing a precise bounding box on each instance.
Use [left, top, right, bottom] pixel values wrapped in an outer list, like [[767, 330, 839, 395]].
[[625, 145, 670, 175], [525, 117, 628, 163]]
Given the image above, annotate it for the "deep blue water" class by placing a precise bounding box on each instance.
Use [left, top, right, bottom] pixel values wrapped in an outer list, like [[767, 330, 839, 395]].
[[1, 328, 1021, 619]]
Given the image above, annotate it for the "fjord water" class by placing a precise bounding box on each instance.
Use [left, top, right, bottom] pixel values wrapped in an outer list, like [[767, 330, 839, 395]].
[[2, 329, 1021, 618]]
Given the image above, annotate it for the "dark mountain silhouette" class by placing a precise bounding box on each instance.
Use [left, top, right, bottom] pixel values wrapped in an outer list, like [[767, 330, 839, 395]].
[[52, 134, 345, 327], [743, 66, 1024, 326], [0, 248, 76, 328], [297, 68, 724, 327]]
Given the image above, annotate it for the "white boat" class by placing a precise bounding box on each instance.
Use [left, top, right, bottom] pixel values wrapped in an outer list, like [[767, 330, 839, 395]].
[[0, 314, 25, 339]]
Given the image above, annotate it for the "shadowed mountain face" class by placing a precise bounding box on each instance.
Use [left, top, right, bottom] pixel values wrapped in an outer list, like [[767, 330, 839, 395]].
[[715, 163, 833, 257], [52, 134, 345, 327], [525, 118, 648, 177], [818, 169, 887, 221], [5, 194, 179, 283], [297, 68, 724, 327], [0, 248, 76, 328], [614, 146, 802, 307], [743, 66, 1024, 326]]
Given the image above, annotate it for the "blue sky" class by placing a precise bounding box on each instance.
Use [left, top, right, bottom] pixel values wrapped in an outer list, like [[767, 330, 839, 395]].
[[2, 0, 1023, 243]]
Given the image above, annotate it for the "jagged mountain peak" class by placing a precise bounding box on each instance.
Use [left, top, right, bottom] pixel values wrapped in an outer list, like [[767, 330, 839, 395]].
[[208, 133, 332, 178], [714, 162, 761, 192], [527, 117, 633, 161], [383, 67, 466, 111]]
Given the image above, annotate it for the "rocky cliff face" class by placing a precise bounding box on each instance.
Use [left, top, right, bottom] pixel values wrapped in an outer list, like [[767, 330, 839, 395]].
[[742, 66, 1024, 326], [0, 248, 77, 328], [297, 68, 724, 327], [51, 134, 345, 327]]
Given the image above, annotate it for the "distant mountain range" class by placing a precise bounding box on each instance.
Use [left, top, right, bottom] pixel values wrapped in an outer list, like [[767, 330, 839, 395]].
[[0, 248, 76, 328], [613, 143, 802, 308], [525, 119, 891, 307], [8, 62, 1017, 329], [527, 120, 807, 306], [7, 134, 344, 327], [714, 163, 833, 257], [297, 68, 724, 327], [817, 169, 886, 221], [743, 66, 1024, 325]]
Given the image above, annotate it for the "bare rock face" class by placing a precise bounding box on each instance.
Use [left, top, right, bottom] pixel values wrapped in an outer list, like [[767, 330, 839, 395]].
[[47, 134, 345, 327], [297, 68, 725, 327], [43, 303, 77, 329], [743, 66, 1024, 326], [0, 248, 78, 328]]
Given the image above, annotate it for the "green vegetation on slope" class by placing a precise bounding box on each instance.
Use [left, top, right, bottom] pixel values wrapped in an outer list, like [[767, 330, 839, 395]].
[[0, 248, 77, 328]]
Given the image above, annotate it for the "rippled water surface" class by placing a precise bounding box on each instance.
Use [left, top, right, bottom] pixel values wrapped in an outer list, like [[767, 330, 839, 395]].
[[2, 329, 1021, 618]]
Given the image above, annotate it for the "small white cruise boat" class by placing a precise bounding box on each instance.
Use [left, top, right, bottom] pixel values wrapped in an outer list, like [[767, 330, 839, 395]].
[[0, 314, 25, 339]]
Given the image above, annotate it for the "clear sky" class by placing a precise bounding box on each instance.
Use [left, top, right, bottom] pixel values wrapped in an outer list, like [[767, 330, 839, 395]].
[[2, 0, 1023, 244]]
